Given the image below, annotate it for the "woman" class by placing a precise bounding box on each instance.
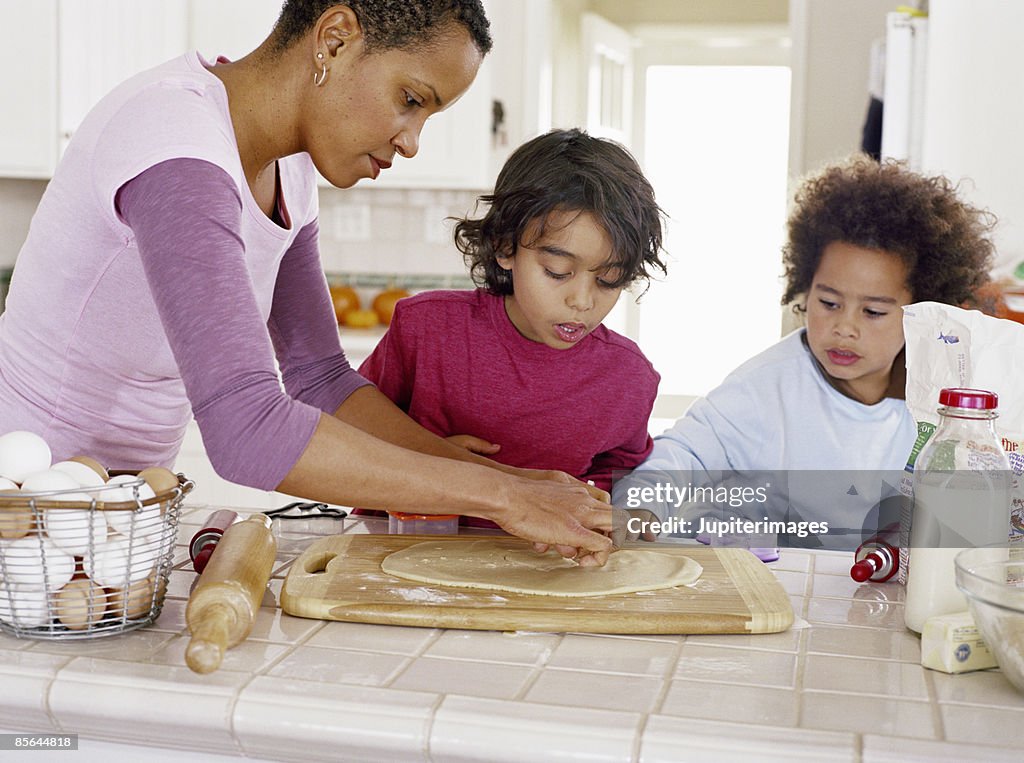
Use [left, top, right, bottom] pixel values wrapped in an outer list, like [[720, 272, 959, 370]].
[[0, 1, 616, 564]]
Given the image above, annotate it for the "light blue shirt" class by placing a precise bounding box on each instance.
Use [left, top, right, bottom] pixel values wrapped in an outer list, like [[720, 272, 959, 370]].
[[614, 330, 917, 548]]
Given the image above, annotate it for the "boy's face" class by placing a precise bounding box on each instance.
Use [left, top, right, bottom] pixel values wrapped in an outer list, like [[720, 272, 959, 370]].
[[804, 241, 912, 405], [497, 210, 623, 350]]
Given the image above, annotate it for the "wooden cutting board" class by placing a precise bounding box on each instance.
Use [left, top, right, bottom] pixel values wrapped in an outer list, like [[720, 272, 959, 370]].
[[280, 534, 793, 634]]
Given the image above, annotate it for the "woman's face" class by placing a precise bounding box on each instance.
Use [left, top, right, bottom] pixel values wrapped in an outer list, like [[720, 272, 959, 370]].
[[305, 24, 482, 188], [804, 241, 913, 405]]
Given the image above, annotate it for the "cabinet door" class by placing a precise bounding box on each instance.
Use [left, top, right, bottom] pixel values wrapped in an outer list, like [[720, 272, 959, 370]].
[[59, 0, 189, 156], [581, 12, 633, 145], [0, 1, 59, 178], [0, 0, 188, 178], [188, 0, 281, 61]]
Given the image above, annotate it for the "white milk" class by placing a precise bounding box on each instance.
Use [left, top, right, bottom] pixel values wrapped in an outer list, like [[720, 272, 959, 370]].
[[904, 472, 1010, 633]]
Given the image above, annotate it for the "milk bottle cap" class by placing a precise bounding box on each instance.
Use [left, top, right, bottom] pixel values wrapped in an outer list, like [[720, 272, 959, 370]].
[[938, 388, 997, 410]]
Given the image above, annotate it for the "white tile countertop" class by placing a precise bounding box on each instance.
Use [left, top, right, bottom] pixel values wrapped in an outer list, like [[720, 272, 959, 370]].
[[1, 505, 1022, 762]]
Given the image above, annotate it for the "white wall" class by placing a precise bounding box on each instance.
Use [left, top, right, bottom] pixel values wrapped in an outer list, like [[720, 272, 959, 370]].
[[921, 0, 1024, 278], [788, 0, 894, 177]]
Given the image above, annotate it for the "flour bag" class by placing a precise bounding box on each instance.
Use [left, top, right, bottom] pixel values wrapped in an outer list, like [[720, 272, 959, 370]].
[[897, 302, 1024, 581]]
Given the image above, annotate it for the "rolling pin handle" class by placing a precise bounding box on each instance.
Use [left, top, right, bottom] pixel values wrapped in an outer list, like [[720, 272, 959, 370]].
[[185, 602, 236, 674]]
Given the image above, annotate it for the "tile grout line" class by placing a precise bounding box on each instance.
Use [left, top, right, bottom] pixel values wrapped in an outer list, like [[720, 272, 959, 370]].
[[636, 634, 687, 762], [922, 667, 947, 742], [226, 613, 328, 758], [509, 631, 561, 701]]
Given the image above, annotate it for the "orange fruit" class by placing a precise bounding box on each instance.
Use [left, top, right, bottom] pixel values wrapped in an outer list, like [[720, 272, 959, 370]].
[[342, 309, 380, 329], [372, 288, 411, 326], [328, 284, 361, 324]]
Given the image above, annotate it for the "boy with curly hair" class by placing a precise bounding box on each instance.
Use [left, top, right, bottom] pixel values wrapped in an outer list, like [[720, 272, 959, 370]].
[[615, 155, 997, 546], [359, 129, 666, 514]]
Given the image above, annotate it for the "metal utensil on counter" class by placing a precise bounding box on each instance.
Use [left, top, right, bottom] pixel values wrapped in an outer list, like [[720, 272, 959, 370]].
[[264, 501, 348, 520], [265, 502, 349, 551]]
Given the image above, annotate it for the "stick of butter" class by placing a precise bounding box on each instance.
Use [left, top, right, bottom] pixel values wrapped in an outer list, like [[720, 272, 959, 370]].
[[921, 610, 997, 673]]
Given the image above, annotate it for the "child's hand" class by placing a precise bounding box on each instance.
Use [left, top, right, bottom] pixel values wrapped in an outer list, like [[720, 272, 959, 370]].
[[609, 508, 659, 548], [445, 434, 501, 455]]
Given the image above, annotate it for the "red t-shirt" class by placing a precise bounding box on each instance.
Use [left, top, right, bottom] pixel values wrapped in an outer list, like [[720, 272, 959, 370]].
[[359, 289, 658, 494]]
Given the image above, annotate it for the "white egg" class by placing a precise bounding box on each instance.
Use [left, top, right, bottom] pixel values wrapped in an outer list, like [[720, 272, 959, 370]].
[[43, 505, 108, 556], [0, 583, 50, 628], [19, 469, 81, 495], [102, 474, 158, 535], [50, 460, 107, 492], [0, 431, 51, 483], [84, 534, 160, 588], [0, 477, 17, 491], [0, 536, 75, 590]]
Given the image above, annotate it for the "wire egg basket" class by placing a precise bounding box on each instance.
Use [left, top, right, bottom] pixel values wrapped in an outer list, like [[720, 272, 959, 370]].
[[0, 471, 193, 639]]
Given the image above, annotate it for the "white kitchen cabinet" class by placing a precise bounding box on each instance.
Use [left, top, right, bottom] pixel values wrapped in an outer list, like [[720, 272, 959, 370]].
[[187, 0, 281, 62], [0, 0, 188, 179]]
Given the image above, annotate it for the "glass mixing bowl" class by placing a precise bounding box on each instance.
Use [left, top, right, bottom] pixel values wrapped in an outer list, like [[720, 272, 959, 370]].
[[955, 546, 1024, 693]]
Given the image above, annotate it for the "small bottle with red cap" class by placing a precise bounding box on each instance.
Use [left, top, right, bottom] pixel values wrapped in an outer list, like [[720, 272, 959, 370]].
[[850, 534, 899, 583], [903, 387, 1012, 633]]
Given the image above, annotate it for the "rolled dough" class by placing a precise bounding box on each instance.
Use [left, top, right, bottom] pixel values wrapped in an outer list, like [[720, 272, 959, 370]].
[[380, 539, 703, 597]]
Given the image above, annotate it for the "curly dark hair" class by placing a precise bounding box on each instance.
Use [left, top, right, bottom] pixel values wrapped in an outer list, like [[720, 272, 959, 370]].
[[454, 129, 667, 295], [782, 155, 996, 310], [272, 0, 492, 55]]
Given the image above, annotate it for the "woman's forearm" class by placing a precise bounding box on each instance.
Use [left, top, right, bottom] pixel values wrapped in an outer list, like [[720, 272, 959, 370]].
[[276, 412, 616, 562], [332, 385, 519, 470]]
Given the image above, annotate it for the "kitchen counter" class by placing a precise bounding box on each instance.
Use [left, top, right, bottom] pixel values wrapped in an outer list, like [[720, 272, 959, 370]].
[[1, 505, 1022, 763]]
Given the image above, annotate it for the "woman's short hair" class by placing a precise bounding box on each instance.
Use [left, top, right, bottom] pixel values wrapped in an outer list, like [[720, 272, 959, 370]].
[[273, 0, 492, 55]]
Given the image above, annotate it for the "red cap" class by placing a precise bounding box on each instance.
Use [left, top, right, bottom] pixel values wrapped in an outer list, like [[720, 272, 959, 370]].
[[850, 558, 875, 582], [939, 388, 998, 410], [193, 545, 215, 574]]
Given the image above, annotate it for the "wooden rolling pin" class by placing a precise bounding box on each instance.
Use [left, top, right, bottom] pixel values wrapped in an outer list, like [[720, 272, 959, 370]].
[[185, 513, 276, 674]]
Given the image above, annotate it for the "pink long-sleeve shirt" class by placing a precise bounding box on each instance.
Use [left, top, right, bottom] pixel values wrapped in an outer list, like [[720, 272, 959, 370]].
[[0, 52, 369, 488]]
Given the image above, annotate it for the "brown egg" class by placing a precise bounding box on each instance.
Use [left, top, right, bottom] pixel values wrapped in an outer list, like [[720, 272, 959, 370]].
[[137, 467, 179, 513], [55, 578, 108, 630], [107, 575, 167, 620], [0, 491, 33, 540], [68, 455, 109, 482]]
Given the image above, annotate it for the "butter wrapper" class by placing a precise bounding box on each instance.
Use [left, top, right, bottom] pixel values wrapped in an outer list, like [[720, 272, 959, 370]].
[[921, 610, 997, 673]]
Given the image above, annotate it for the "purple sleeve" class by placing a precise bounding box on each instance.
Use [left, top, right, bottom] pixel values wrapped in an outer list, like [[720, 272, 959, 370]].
[[267, 219, 371, 414], [117, 158, 323, 490]]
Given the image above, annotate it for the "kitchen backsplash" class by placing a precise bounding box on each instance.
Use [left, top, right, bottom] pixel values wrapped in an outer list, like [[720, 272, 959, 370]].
[[317, 185, 485, 279], [0, 181, 487, 312]]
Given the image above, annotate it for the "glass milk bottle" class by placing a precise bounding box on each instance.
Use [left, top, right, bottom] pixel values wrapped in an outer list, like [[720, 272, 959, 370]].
[[904, 388, 1012, 632]]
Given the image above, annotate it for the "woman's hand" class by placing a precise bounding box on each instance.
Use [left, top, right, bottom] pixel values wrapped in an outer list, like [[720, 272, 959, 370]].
[[510, 465, 609, 502], [491, 473, 615, 567], [445, 434, 501, 456]]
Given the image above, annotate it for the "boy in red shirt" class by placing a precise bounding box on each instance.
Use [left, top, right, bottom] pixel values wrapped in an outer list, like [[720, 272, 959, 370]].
[[360, 129, 667, 523]]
